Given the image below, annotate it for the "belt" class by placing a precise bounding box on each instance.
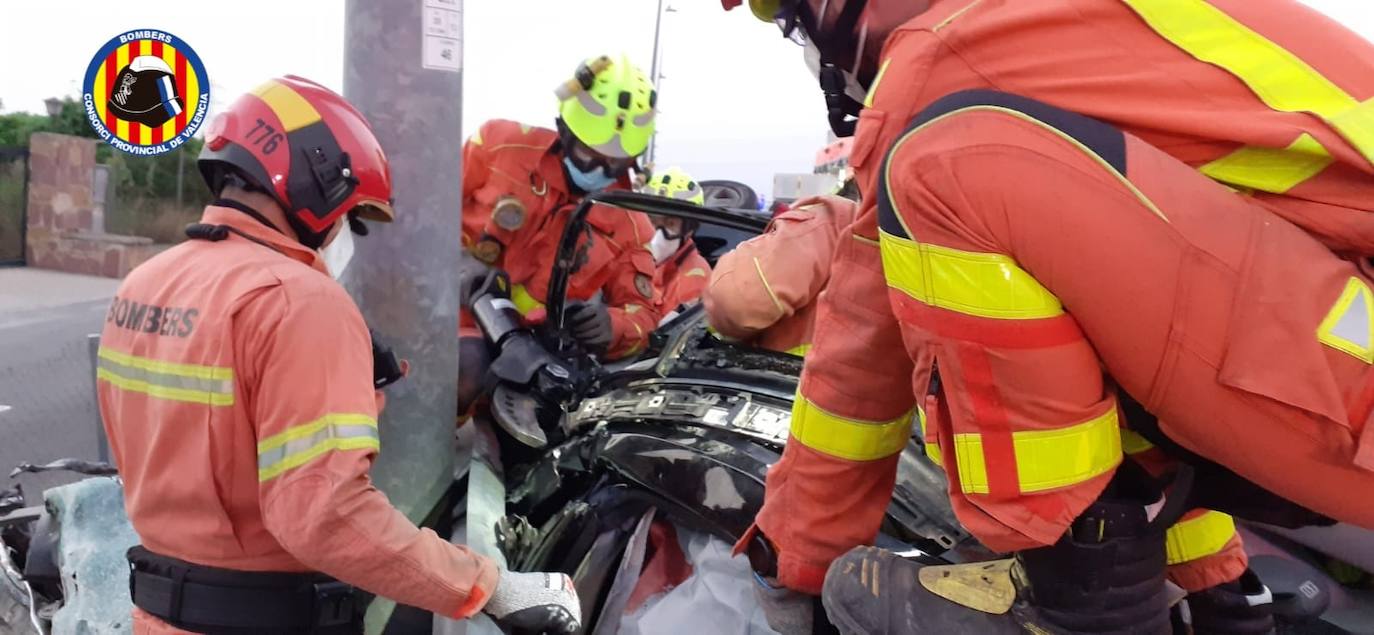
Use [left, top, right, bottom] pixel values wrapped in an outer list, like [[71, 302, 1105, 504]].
[[128, 546, 361, 634]]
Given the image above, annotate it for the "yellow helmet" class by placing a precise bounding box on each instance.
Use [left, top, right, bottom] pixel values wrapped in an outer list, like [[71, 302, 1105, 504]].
[[556, 54, 657, 159], [720, 0, 782, 22], [646, 166, 705, 205]]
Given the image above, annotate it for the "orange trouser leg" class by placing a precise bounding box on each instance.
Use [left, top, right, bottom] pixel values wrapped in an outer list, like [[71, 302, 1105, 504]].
[[1167, 517, 1247, 592], [133, 608, 198, 634], [883, 97, 1374, 552]]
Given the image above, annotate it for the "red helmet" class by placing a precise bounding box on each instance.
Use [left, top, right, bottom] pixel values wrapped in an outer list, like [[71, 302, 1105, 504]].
[[198, 75, 393, 246]]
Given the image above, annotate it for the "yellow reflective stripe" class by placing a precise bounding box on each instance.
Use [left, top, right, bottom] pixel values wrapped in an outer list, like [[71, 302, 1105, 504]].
[[1122, 0, 1374, 169], [685, 268, 708, 278], [1121, 428, 1156, 455], [864, 59, 891, 108], [956, 407, 1122, 495], [879, 230, 1064, 320], [1317, 277, 1374, 363], [916, 406, 943, 466], [97, 368, 234, 406], [258, 413, 379, 482], [785, 344, 812, 357], [1199, 133, 1334, 194], [98, 347, 233, 381], [1166, 511, 1237, 565], [790, 394, 913, 461], [851, 233, 880, 247], [96, 347, 235, 406], [511, 284, 545, 316], [934, 0, 984, 32], [250, 80, 322, 132], [752, 257, 786, 316]]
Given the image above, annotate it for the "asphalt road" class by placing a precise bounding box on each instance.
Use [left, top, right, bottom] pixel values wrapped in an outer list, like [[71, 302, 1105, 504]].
[[0, 298, 111, 496]]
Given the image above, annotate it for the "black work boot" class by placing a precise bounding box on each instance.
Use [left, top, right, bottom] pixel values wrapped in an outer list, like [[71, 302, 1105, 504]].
[[1175, 569, 1275, 635], [820, 498, 1174, 635]]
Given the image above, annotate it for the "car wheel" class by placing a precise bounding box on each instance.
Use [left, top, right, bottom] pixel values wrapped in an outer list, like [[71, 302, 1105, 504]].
[[700, 180, 759, 211]]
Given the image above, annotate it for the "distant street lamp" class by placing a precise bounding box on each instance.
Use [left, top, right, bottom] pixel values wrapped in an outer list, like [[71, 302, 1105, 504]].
[[44, 97, 63, 119], [646, 1, 677, 167]]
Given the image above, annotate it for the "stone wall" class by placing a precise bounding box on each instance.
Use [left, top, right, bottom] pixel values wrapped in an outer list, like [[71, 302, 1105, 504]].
[[24, 133, 165, 278]]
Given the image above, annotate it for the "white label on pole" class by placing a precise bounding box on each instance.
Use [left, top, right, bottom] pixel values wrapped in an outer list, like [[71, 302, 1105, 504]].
[[422, 2, 462, 73]]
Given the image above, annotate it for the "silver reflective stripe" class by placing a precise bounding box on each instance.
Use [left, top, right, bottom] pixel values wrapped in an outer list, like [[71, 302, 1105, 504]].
[[1330, 286, 1371, 349], [673, 187, 701, 201], [576, 90, 607, 116], [96, 356, 232, 394]]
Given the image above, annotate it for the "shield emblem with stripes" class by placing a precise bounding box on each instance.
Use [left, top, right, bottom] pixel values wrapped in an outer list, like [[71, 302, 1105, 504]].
[[82, 29, 211, 156]]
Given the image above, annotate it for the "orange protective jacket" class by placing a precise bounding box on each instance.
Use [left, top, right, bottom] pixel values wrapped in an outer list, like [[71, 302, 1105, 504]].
[[462, 119, 659, 358], [752, 0, 1374, 594], [653, 239, 710, 316], [99, 206, 498, 633], [704, 195, 856, 354]]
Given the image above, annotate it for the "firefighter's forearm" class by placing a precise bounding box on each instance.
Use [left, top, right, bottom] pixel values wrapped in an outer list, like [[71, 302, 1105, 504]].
[[605, 305, 656, 359], [262, 458, 499, 618]]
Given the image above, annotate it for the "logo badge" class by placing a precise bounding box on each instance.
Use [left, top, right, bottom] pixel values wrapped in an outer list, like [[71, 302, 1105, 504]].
[[635, 273, 654, 300], [492, 196, 527, 231], [82, 30, 210, 156]]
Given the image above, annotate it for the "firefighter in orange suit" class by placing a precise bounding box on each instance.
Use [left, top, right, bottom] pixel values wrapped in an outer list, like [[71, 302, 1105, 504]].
[[98, 76, 580, 635], [644, 167, 712, 321], [461, 54, 660, 360], [703, 194, 856, 356], [720, 0, 1374, 633]]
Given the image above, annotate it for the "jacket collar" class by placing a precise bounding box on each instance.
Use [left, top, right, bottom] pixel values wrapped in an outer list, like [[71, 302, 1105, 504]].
[[200, 205, 328, 274]]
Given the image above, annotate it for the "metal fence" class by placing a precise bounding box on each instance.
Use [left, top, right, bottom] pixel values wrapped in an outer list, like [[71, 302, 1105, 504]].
[[0, 147, 28, 265]]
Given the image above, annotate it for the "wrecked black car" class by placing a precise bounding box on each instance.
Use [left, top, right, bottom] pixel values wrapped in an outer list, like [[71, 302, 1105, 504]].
[[454, 189, 975, 634]]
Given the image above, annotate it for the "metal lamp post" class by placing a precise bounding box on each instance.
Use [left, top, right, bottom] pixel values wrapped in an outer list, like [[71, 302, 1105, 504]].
[[646, 1, 676, 167]]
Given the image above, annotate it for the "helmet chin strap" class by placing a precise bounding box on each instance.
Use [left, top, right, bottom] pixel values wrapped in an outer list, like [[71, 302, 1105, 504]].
[[819, 66, 865, 137], [814, 0, 869, 137]]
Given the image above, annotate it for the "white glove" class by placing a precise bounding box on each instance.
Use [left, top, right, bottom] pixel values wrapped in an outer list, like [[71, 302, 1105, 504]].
[[482, 569, 582, 634]]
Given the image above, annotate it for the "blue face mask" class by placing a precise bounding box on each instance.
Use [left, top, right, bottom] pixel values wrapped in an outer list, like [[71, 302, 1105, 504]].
[[563, 157, 617, 192]]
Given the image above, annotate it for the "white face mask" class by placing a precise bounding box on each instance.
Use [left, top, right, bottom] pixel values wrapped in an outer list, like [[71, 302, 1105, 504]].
[[319, 224, 355, 280], [802, 38, 868, 104], [649, 228, 681, 265]]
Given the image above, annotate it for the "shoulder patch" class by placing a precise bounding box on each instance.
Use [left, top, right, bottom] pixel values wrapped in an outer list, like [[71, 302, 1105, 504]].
[[493, 196, 527, 231], [472, 237, 502, 264], [635, 273, 654, 300]]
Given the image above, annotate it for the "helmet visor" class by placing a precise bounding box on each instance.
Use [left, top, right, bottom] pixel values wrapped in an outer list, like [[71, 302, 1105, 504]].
[[562, 126, 637, 176]]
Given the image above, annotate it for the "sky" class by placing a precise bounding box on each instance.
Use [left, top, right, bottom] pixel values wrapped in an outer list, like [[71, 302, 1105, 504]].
[[1, 1, 1371, 195]]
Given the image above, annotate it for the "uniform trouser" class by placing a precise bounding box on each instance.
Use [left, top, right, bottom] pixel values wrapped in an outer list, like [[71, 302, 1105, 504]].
[[134, 607, 193, 634], [881, 92, 1374, 590]]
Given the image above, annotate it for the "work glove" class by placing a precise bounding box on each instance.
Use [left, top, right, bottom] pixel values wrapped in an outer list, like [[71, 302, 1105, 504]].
[[464, 265, 512, 307], [564, 301, 613, 354], [753, 572, 815, 634], [482, 569, 582, 635]]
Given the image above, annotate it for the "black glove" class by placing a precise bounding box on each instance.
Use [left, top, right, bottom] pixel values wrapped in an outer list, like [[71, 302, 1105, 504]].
[[464, 265, 511, 307], [564, 301, 613, 353], [369, 328, 406, 390]]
